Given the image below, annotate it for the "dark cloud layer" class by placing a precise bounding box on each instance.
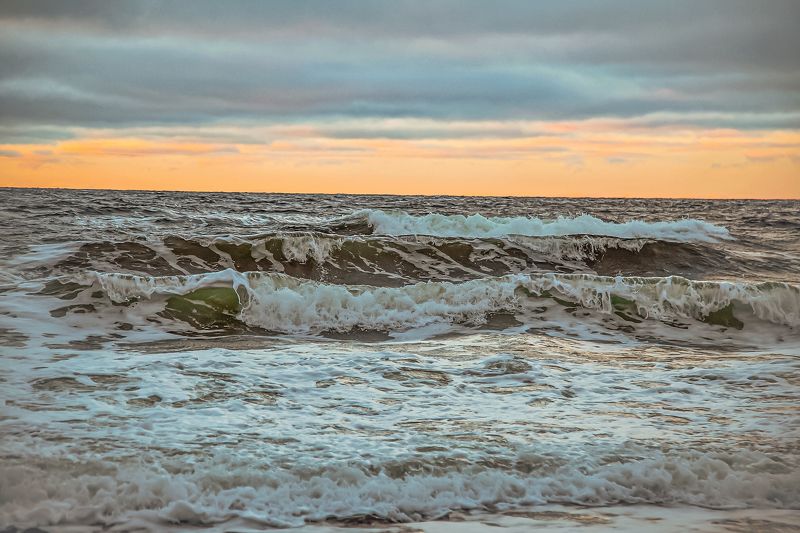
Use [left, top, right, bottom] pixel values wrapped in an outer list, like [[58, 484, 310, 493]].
[[1, 0, 798, 139]]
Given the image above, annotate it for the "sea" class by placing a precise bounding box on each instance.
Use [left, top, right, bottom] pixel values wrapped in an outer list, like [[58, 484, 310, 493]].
[[1, 188, 798, 532]]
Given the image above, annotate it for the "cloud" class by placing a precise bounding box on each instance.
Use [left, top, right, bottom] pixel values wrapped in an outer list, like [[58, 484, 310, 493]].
[[0, 1, 797, 141], [0, 125, 75, 144], [0, 149, 21, 157]]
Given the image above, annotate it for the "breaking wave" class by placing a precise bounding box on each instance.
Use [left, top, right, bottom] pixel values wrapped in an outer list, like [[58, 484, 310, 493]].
[[48, 232, 729, 285], [349, 209, 732, 242], [79, 269, 800, 333]]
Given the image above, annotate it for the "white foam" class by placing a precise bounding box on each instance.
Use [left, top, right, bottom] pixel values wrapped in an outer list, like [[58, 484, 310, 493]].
[[84, 270, 800, 332], [1, 449, 797, 529], [280, 233, 345, 263], [360, 210, 731, 242]]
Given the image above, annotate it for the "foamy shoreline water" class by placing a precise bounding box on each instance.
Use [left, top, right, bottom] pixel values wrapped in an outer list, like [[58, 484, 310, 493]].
[[30, 506, 800, 532]]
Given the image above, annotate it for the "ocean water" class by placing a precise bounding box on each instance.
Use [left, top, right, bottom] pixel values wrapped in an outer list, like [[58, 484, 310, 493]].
[[1, 188, 799, 532]]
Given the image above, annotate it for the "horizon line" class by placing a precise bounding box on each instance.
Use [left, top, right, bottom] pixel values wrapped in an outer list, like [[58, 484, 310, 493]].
[[2, 185, 798, 202]]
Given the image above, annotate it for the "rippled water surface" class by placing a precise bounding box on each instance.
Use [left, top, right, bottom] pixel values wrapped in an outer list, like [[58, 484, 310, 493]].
[[1, 188, 798, 531]]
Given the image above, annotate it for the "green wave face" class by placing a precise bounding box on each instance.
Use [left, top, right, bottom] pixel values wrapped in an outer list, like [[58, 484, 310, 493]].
[[163, 287, 243, 330]]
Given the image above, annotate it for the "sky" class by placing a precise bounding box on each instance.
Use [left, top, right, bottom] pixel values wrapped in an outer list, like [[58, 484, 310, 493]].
[[0, 0, 798, 198]]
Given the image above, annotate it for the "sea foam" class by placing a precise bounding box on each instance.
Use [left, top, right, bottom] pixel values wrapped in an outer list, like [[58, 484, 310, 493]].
[[359, 210, 732, 242], [1, 448, 797, 529]]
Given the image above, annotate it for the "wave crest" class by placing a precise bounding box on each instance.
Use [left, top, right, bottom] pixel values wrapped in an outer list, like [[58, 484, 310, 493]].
[[357, 209, 731, 242], [83, 270, 800, 333]]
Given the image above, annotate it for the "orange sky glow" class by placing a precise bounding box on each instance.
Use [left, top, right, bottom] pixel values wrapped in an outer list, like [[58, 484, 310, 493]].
[[2, 121, 798, 198], [0, 120, 800, 198]]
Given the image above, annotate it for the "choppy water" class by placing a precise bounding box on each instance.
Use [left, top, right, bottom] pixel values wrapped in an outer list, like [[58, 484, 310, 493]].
[[1, 188, 799, 531]]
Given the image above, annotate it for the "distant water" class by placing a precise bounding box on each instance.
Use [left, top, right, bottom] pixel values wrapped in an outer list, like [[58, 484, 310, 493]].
[[1, 188, 799, 531]]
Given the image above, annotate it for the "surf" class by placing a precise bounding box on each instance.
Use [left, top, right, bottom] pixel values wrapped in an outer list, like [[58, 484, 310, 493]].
[[346, 209, 733, 242], [73, 269, 800, 334]]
